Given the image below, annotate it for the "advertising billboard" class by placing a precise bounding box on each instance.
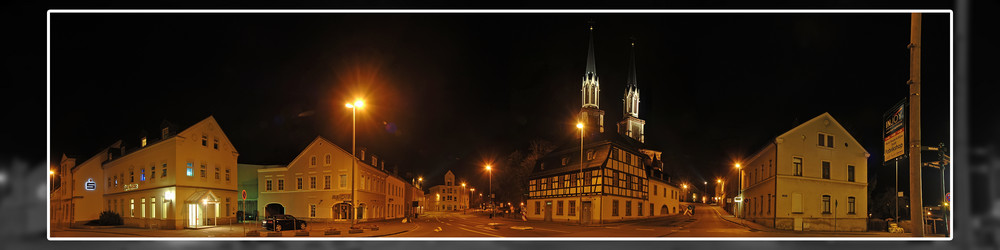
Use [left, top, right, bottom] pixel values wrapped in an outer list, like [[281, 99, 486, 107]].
[[884, 99, 907, 162]]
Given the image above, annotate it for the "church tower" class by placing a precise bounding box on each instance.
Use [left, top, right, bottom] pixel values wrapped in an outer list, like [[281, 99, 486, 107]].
[[579, 22, 605, 135], [618, 39, 645, 143]]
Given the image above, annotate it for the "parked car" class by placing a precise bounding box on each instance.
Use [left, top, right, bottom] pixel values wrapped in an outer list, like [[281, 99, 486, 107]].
[[261, 214, 307, 231]]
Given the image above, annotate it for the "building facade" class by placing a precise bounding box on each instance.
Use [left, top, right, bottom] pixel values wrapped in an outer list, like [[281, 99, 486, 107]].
[[425, 170, 469, 211], [256, 136, 418, 222], [50, 116, 240, 230], [525, 25, 679, 224], [733, 112, 869, 231]]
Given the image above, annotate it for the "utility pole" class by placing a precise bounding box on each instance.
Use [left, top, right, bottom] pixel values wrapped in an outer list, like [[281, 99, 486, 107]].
[[907, 12, 924, 237]]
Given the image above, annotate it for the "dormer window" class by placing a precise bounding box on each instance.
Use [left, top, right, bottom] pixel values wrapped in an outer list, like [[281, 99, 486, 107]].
[[360, 150, 366, 161], [561, 157, 569, 166], [161, 127, 169, 139], [586, 150, 595, 160], [141, 137, 147, 147], [372, 156, 378, 166]]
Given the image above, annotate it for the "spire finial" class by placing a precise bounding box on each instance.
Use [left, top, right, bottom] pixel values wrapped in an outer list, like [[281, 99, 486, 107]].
[[626, 37, 638, 88], [585, 21, 597, 76]]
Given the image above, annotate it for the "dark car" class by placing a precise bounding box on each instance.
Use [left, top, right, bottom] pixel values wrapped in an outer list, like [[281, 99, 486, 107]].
[[261, 214, 307, 231]]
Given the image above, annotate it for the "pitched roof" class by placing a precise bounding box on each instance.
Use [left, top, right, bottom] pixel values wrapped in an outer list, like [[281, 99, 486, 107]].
[[585, 23, 597, 76]]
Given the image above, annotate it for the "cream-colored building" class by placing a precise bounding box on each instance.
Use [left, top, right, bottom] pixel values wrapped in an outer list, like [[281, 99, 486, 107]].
[[735, 112, 869, 231], [51, 116, 240, 230], [256, 136, 417, 222], [425, 170, 469, 211]]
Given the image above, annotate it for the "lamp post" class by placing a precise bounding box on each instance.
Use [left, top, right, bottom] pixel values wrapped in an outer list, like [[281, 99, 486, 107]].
[[576, 122, 584, 225], [461, 183, 467, 213], [486, 165, 493, 221], [735, 163, 742, 219], [682, 184, 688, 202], [346, 100, 364, 226], [469, 188, 475, 212]]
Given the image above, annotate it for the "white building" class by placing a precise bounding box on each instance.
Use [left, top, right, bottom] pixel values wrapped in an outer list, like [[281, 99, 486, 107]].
[[735, 112, 869, 231]]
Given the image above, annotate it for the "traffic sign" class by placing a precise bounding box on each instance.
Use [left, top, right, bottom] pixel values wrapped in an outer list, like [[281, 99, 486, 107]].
[[241, 189, 247, 200]]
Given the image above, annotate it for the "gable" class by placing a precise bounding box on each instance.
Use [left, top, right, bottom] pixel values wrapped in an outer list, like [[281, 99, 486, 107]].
[[779, 112, 869, 155], [179, 116, 240, 156]]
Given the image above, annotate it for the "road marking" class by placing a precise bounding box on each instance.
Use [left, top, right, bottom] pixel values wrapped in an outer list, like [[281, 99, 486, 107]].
[[456, 226, 504, 237], [635, 228, 654, 231], [445, 223, 452, 226], [604, 226, 620, 229], [532, 227, 571, 233]]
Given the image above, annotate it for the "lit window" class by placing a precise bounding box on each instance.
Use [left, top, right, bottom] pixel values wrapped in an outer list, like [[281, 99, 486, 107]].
[[141, 198, 146, 218], [822, 195, 831, 213], [562, 157, 569, 166], [141, 137, 147, 147], [130, 199, 135, 217], [140, 169, 146, 181], [340, 175, 347, 188], [151, 197, 156, 218]]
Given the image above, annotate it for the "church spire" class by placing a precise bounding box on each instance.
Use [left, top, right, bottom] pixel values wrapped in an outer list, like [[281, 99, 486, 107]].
[[623, 38, 640, 118], [581, 21, 600, 109], [585, 23, 597, 77]]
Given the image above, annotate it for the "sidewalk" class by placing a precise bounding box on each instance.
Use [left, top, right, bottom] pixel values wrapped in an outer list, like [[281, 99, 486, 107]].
[[709, 205, 910, 237], [51, 219, 419, 238]]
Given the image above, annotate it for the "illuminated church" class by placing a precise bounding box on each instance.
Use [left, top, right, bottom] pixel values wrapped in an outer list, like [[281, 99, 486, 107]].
[[526, 23, 680, 224]]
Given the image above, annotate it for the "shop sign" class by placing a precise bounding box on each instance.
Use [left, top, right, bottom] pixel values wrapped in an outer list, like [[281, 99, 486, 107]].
[[85, 178, 96, 190]]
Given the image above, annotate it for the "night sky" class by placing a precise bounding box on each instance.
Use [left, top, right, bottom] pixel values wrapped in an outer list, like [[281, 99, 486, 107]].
[[49, 12, 951, 203]]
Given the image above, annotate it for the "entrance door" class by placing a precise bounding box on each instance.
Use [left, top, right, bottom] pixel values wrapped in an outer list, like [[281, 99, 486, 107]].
[[544, 201, 552, 222], [187, 204, 201, 228], [581, 201, 592, 225]]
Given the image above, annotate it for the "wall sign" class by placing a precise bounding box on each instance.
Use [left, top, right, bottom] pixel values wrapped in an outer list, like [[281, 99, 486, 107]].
[[884, 98, 907, 162], [85, 178, 96, 190], [123, 183, 139, 191]]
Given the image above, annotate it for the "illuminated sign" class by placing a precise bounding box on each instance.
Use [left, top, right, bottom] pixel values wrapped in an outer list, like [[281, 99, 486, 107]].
[[85, 178, 96, 190], [123, 183, 139, 191], [884, 99, 907, 162], [734, 197, 743, 203]]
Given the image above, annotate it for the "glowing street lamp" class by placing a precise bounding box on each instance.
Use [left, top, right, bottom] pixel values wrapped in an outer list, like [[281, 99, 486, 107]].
[[576, 122, 585, 225], [345, 99, 364, 226], [486, 165, 493, 220]]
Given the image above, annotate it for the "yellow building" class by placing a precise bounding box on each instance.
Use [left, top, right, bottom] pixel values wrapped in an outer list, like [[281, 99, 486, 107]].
[[256, 136, 415, 222], [51, 116, 240, 230], [736, 112, 869, 231], [425, 170, 469, 211]]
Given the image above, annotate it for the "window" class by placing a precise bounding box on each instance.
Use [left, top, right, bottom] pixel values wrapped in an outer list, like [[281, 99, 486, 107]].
[[534, 201, 541, 214], [569, 201, 576, 216], [561, 157, 569, 166], [793, 157, 803, 176], [612, 200, 619, 216], [130, 169, 134, 182], [822, 161, 831, 179], [213, 138, 219, 150], [310, 204, 316, 217], [340, 175, 347, 188], [625, 201, 632, 216], [114, 176, 118, 187], [266, 180, 273, 191], [586, 150, 595, 160], [848, 165, 855, 182], [141, 198, 146, 218], [297, 177, 303, 190], [162, 127, 169, 139], [768, 194, 771, 214], [819, 133, 834, 148], [130, 199, 135, 217], [310, 156, 316, 166], [324, 176, 331, 189], [557, 201, 564, 215], [325, 154, 331, 165], [225, 168, 231, 181], [140, 168, 146, 181], [372, 156, 378, 166], [202, 136, 208, 146], [638, 202, 643, 216], [151, 197, 156, 218], [150, 165, 155, 179], [278, 179, 284, 190], [310, 176, 317, 189], [654, 185, 657, 195], [215, 167, 220, 180], [141, 137, 147, 147], [848, 197, 856, 214], [200, 164, 207, 178], [162, 163, 167, 177], [822, 195, 831, 214]]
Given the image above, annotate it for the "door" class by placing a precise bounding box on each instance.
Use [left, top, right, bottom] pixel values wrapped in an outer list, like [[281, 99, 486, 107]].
[[581, 201, 592, 225], [187, 204, 201, 228], [544, 201, 553, 222]]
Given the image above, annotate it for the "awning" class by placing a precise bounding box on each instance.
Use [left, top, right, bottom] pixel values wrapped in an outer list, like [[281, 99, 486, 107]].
[[185, 190, 220, 204]]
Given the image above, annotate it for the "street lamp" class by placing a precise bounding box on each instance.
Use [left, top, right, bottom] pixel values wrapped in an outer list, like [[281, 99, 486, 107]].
[[346, 99, 364, 226], [461, 183, 467, 213], [576, 122, 585, 225], [735, 163, 742, 219], [486, 165, 493, 220]]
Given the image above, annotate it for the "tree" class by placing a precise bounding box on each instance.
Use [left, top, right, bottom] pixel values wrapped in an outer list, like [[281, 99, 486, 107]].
[[497, 140, 556, 205]]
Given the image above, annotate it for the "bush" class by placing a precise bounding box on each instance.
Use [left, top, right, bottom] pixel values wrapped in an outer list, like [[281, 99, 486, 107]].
[[97, 210, 124, 226]]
